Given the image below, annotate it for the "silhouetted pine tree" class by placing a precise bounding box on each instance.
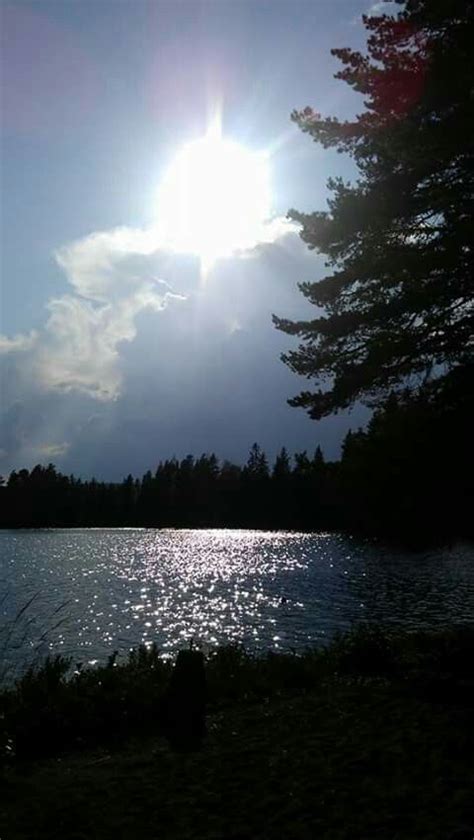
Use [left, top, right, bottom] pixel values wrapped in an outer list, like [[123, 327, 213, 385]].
[[275, 0, 474, 418]]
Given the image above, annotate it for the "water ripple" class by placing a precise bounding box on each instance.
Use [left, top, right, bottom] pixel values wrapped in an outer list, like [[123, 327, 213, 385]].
[[1, 529, 473, 676]]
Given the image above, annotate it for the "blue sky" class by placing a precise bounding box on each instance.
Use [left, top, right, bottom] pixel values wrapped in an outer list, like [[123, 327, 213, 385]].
[[0, 0, 387, 478]]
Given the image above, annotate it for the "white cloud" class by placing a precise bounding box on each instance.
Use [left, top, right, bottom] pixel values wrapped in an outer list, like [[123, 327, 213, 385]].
[[0, 330, 38, 354], [35, 277, 178, 401], [54, 226, 161, 302], [350, 1, 398, 25], [1, 227, 183, 401], [1, 215, 293, 406], [367, 1, 398, 14], [237, 216, 297, 256]]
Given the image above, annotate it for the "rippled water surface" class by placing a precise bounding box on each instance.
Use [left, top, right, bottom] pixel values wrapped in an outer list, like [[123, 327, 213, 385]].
[[1, 529, 473, 676]]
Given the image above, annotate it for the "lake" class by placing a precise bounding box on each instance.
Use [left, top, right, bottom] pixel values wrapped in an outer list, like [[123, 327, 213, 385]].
[[1, 529, 473, 680]]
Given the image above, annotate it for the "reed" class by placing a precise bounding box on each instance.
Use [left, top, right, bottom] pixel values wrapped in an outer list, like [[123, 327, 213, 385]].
[[0, 593, 71, 687]]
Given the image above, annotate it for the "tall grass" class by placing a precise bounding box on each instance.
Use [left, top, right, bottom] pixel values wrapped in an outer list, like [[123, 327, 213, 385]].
[[1, 623, 473, 764], [0, 593, 71, 687]]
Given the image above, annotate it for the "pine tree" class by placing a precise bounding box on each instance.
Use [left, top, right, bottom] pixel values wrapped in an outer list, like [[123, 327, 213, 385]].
[[272, 447, 291, 479], [313, 445, 325, 469], [274, 0, 473, 419], [244, 443, 269, 479]]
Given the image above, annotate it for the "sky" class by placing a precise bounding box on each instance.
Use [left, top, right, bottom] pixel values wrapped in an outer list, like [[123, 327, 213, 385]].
[[0, 0, 390, 480]]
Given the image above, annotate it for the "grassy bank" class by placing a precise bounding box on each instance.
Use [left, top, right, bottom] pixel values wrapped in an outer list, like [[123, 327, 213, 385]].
[[1, 626, 474, 838]]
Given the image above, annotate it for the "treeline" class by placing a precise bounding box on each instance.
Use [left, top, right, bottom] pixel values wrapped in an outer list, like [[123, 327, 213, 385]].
[[1, 392, 472, 544], [0, 444, 334, 531]]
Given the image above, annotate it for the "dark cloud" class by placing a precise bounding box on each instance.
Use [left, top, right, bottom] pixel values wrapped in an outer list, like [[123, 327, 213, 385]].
[[0, 224, 367, 478]]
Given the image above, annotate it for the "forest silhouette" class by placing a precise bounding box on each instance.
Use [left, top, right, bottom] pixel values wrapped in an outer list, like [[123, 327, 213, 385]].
[[1, 388, 472, 544]]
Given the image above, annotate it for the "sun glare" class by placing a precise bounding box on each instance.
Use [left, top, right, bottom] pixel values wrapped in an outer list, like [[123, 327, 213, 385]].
[[158, 122, 271, 270]]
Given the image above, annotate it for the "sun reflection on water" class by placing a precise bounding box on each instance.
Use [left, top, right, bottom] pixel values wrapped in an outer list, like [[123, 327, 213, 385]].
[[2, 529, 474, 673], [81, 529, 316, 657]]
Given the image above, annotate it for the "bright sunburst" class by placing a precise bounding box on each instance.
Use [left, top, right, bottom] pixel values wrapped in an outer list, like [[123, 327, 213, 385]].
[[158, 120, 271, 270]]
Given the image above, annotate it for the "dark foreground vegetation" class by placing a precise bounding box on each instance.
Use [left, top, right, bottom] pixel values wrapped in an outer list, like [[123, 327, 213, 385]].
[[1, 388, 473, 545], [1, 625, 473, 839]]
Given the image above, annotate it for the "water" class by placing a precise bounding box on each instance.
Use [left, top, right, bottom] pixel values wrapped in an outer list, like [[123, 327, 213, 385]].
[[1, 529, 473, 679]]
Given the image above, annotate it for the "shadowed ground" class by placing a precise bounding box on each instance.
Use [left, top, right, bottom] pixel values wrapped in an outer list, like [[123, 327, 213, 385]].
[[2, 678, 473, 840]]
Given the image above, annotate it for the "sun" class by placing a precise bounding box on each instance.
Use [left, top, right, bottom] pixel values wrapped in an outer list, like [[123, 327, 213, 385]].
[[157, 121, 271, 270]]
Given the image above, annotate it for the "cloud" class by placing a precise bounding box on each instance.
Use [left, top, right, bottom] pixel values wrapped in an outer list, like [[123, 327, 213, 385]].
[[36, 442, 70, 458], [35, 278, 178, 401], [367, 1, 399, 14], [349, 1, 398, 25], [0, 213, 306, 472], [233, 216, 297, 257], [54, 227, 161, 302], [40, 226, 186, 399], [0, 330, 38, 354], [0, 221, 367, 480], [2, 216, 294, 404], [2, 227, 185, 402]]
